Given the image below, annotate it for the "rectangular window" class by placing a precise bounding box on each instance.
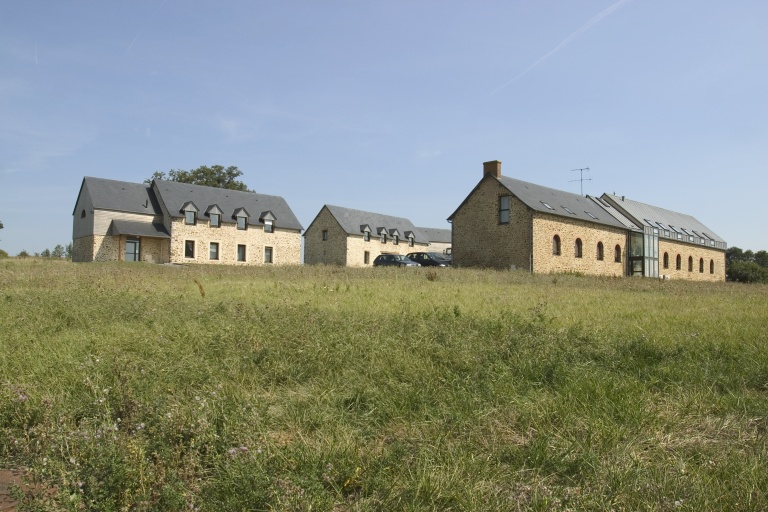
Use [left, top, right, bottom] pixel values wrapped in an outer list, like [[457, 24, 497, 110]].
[[237, 217, 247, 230], [210, 213, 220, 227], [184, 240, 195, 258], [264, 221, 273, 233], [409, 237, 414, 247], [264, 246, 273, 264], [364, 232, 370, 242], [393, 235, 399, 245], [380, 234, 386, 243], [185, 211, 196, 225], [364, 251, 370, 265], [209, 242, 219, 260], [237, 244, 246, 262], [499, 196, 510, 224], [322, 229, 328, 241]]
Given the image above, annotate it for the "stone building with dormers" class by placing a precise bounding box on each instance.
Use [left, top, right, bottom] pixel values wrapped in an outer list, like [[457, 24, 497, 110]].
[[417, 227, 452, 255], [303, 205, 431, 266], [448, 161, 726, 281], [72, 177, 303, 265]]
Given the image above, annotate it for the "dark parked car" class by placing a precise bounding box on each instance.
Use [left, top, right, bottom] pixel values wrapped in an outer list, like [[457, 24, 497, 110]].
[[405, 252, 451, 267], [373, 254, 421, 267]]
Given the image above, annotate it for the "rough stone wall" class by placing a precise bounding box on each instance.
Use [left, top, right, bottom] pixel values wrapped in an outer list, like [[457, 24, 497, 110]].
[[452, 177, 532, 269], [426, 241, 452, 255], [93, 235, 120, 262], [346, 235, 428, 267], [532, 214, 626, 276], [303, 208, 349, 265], [659, 239, 725, 282], [72, 236, 94, 262], [170, 218, 300, 265]]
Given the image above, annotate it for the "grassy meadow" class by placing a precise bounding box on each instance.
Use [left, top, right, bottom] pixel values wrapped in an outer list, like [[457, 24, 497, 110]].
[[1, 259, 767, 511]]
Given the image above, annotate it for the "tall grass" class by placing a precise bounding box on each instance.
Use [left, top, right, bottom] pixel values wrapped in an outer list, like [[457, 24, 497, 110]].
[[1, 259, 767, 510]]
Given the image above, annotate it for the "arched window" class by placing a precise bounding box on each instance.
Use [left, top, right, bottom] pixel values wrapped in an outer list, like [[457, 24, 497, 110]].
[[574, 238, 583, 258], [699, 258, 704, 273], [688, 256, 693, 272], [676, 254, 681, 270], [552, 235, 561, 256], [710, 259, 714, 274], [663, 252, 669, 269], [614, 245, 621, 263], [80, 209, 86, 219], [596, 242, 604, 261]]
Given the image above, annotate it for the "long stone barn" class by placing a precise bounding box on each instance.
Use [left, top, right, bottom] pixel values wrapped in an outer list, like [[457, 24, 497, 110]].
[[448, 161, 726, 281]]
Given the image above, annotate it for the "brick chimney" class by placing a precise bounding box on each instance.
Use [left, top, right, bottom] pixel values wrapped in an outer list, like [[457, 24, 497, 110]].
[[483, 160, 501, 178]]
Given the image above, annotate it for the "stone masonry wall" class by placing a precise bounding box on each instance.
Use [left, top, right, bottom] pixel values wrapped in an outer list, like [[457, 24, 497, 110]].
[[452, 177, 532, 269], [303, 208, 349, 265], [170, 218, 301, 265], [72, 236, 95, 262], [532, 214, 626, 276], [346, 235, 428, 267], [659, 239, 725, 282]]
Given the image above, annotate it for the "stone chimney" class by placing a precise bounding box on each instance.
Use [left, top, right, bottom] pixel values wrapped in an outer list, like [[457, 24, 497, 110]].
[[483, 160, 501, 178]]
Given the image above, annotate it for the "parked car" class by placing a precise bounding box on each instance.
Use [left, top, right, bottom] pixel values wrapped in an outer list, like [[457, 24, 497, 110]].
[[405, 252, 451, 267], [373, 254, 421, 267]]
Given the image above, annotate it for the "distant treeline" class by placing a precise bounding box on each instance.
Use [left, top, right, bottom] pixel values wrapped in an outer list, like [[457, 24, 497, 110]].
[[726, 247, 768, 283]]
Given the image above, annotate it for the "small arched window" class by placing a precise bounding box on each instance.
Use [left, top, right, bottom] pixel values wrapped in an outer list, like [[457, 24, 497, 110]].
[[574, 238, 583, 258], [596, 242, 604, 261], [688, 256, 693, 272], [663, 252, 669, 269], [80, 209, 86, 219], [552, 235, 561, 256], [614, 245, 621, 263], [710, 259, 714, 274], [676, 254, 681, 270], [699, 258, 704, 273]]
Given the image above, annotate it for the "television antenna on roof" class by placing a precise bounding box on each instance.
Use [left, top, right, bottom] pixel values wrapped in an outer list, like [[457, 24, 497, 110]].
[[570, 167, 591, 196]]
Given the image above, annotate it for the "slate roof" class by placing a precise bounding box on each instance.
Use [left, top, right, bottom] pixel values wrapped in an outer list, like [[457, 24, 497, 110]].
[[314, 205, 430, 244], [107, 220, 170, 238], [75, 177, 160, 216], [152, 180, 303, 231], [601, 193, 726, 245], [417, 227, 452, 244], [449, 174, 629, 230]]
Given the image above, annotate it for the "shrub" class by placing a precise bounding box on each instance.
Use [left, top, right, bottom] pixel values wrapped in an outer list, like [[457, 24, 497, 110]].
[[727, 261, 768, 283], [0, 249, 8, 259]]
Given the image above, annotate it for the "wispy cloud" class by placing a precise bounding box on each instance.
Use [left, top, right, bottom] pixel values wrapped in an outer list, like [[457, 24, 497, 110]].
[[124, 0, 167, 57], [490, 0, 633, 95]]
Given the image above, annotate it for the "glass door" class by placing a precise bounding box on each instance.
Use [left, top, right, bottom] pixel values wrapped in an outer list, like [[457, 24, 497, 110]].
[[125, 238, 140, 262]]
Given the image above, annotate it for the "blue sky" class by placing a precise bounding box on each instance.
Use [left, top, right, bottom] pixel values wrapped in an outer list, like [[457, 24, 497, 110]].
[[1, 1, 766, 255]]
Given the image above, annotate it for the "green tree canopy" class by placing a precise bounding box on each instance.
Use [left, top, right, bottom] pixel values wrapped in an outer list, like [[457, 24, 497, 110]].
[[145, 165, 250, 191]]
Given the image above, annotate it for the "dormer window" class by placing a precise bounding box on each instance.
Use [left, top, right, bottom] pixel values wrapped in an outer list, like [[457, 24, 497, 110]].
[[393, 235, 399, 245], [409, 235, 415, 247], [260, 211, 276, 233], [233, 207, 250, 231], [364, 232, 370, 242], [181, 202, 199, 225], [381, 233, 387, 244], [210, 213, 220, 227]]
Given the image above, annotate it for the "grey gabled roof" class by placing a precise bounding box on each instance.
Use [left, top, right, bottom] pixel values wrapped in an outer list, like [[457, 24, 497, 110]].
[[314, 205, 430, 244], [417, 227, 452, 244], [153, 179, 302, 231], [495, 175, 629, 230], [601, 193, 726, 244], [75, 177, 161, 216], [107, 220, 170, 238]]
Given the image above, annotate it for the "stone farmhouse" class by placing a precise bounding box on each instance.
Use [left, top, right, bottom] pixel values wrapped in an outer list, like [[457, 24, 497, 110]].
[[448, 161, 726, 281], [304, 205, 442, 266], [72, 177, 303, 265], [416, 227, 452, 255]]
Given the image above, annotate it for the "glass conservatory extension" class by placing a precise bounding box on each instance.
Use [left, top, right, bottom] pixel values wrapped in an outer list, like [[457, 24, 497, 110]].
[[627, 226, 659, 278]]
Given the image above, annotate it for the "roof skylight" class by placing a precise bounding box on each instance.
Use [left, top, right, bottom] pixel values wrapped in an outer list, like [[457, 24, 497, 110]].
[[540, 201, 555, 210], [561, 206, 576, 215]]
